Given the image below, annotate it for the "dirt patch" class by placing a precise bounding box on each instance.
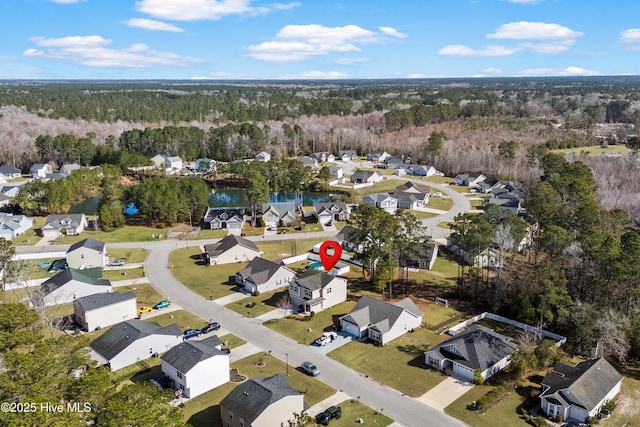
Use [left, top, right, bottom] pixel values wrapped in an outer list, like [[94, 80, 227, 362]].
[[615, 389, 640, 419]]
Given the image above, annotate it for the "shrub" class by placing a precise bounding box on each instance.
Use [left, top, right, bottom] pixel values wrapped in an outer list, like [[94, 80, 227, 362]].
[[601, 400, 616, 415], [585, 416, 600, 426], [476, 384, 509, 410], [474, 368, 484, 385]]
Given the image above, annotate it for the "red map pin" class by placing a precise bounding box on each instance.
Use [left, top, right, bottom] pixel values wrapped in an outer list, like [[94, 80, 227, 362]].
[[319, 240, 342, 271]]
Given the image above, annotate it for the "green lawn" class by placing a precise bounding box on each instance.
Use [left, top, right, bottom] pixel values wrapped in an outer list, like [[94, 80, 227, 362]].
[[51, 225, 169, 244], [408, 252, 461, 288], [169, 247, 242, 300], [6, 258, 61, 280], [422, 304, 462, 330], [118, 283, 166, 307], [150, 309, 208, 330], [427, 196, 454, 211], [102, 267, 146, 282], [107, 248, 148, 263], [438, 221, 454, 230], [15, 216, 48, 246], [551, 144, 629, 156], [196, 229, 228, 239], [470, 199, 486, 208], [410, 210, 438, 219], [328, 326, 449, 397], [350, 178, 405, 199], [225, 288, 289, 318], [256, 237, 325, 260], [601, 373, 640, 427], [322, 399, 393, 427]]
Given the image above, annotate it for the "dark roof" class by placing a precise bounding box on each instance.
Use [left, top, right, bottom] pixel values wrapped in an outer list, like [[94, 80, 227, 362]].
[[294, 269, 339, 291], [220, 374, 302, 424], [314, 202, 348, 215], [426, 324, 518, 372], [0, 166, 21, 175], [350, 170, 378, 181], [41, 268, 110, 295], [540, 358, 622, 412], [160, 335, 226, 373], [67, 238, 106, 254], [395, 181, 431, 194], [204, 234, 260, 257], [340, 295, 422, 333], [205, 207, 245, 221], [90, 320, 181, 360], [236, 257, 290, 285], [331, 225, 361, 245], [391, 191, 428, 204], [75, 291, 135, 312]]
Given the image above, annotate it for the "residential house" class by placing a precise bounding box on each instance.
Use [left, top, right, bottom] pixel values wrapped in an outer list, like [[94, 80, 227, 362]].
[[235, 257, 296, 294], [60, 163, 81, 177], [313, 202, 349, 223], [0, 166, 21, 179], [455, 172, 486, 187], [44, 172, 67, 181], [410, 241, 439, 270], [220, 374, 305, 427], [424, 324, 518, 382], [339, 150, 358, 161], [477, 177, 504, 194], [405, 164, 443, 177], [261, 205, 282, 229], [160, 335, 230, 399], [73, 291, 137, 331], [260, 202, 299, 228], [395, 181, 431, 194], [66, 238, 108, 269], [1, 185, 20, 198], [350, 169, 383, 184], [486, 196, 524, 215], [366, 151, 390, 163], [0, 214, 33, 240], [203, 208, 245, 235], [90, 320, 182, 371], [296, 156, 319, 171], [193, 158, 216, 172], [329, 165, 343, 180], [30, 163, 52, 179], [203, 234, 261, 265], [41, 213, 88, 238], [289, 270, 347, 313], [330, 225, 362, 252], [164, 156, 183, 174], [362, 193, 398, 214], [392, 191, 430, 209], [0, 193, 10, 208], [384, 156, 404, 169], [539, 358, 623, 423], [255, 151, 271, 162], [447, 238, 502, 268], [37, 268, 112, 307], [339, 296, 423, 345], [150, 154, 166, 168], [311, 151, 335, 163]]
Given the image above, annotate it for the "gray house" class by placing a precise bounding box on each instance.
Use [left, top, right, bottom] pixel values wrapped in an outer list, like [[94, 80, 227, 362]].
[[539, 358, 623, 423], [313, 202, 349, 223], [339, 150, 358, 161], [38, 268, 112, 307], [289, 270, 347, 313], [0, 166, 21, 179], [235, 257, 296, 294], [350, 169, 383, 184], [66, 238, 108, 270], [220, 374, 305, 427], [362, 193, 398, 214], [410, 241, 439, 270], [339, 296, 423, 345], [424, 324, 518, 382], [330, 225, 362, 252], [203, 234, 261, 265], [41, 213, 88, 238]]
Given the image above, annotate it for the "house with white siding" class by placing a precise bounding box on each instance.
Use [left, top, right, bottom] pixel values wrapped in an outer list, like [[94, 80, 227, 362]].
[[235, 257, 296, 294], [0, 214, 33, 240], [203, 235, 261, 265], [289, 270, 347, 313], [73, 291, 137, 331], [66, 238, 108, 269], [362, 193, 398, 214], [41, 214, 88, 238], [37, 268, 112, 307]]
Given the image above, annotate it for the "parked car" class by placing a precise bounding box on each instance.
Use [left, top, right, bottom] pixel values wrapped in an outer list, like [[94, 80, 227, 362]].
[[38, 261, 52, 268], [315, 406, 342, 426], [183, 329, 202, 340], [325, 220, 332, 226], [202, 322, 221, 334], [153, 300, 170, 309], [221, 347, 231, 354], [48, 260, 68, 272], [315, 331, 338, 346], [108, 259, 125, 266], [137, 306, 153, 315], [300, 361, 320, 376]]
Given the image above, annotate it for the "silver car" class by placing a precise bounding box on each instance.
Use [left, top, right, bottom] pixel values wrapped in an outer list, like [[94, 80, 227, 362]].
[[301, 361, 320, 376]]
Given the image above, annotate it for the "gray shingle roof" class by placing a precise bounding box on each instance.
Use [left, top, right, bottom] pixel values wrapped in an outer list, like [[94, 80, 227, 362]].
[[427, 324, 518, 372], [43, 213, 86, 230], [41, 268, 110, 295], [340, 295, 422, 334], [204, 234, 260, 257], [220, 374, 302, 424], [75, 291, 135, 312], [331, 225, 360, 245], [236, 257, 290, 285], [67, 238, 106, 254], [294, 269, 337, 291], [160, 335, 225, 374], [314, 202, 348, 215], [90, 320, 181, 360], [540, 358, 622, 412], [395, 181, 431, 194], [0, 166, 21, 175]]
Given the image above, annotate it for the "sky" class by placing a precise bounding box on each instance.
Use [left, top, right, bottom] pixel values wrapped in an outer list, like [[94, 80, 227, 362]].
[[1, 0, 639, 80]]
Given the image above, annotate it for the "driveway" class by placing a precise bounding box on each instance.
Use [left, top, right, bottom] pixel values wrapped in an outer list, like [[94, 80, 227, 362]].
[[416, 374, 475, 411], [309, 332, 353, 355]]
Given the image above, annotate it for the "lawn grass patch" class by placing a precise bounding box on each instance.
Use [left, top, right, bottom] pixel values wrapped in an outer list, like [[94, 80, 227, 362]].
[[328, 327, 449, 396], [551, 145, 629, 156], [52, 225, 169, 244], [423, 176, 456, 185], [324, 399, 394, 427], [218, 334, 246, 349], [350, 178, 405, 200], [600, 370, 640, 427], [428, 196, 454, 211], [225, 289, 289, 318], [410, 210, 438, 219], [151, 309, 208, 330], [118, 283, 165, 307], [196, 229, 228, 239], [106, 248, 148, 263], [256, 240, 296, 259], [422, 304, 462, 329], [7, 258, 60, 280], [169, 247, 241, 300], [16, 216, 48, 246], [102, 267, 146, 282]]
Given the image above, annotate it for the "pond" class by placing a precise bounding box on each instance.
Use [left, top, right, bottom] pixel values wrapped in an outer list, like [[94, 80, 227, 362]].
[[209, 189, 341, 207], [68, 196, 102, 215]]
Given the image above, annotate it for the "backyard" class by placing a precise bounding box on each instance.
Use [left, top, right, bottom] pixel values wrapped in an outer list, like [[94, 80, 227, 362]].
[[225, 289, 290, 318]]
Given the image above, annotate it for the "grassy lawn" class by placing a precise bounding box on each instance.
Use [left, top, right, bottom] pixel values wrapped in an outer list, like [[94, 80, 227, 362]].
[[350, 178, 404, 199], [102, 267, 146, 282], [428, 196, 454, 211], [118, 283, 165, 307], [438, 221, 454, 230], [551, 145, 629, 156], [470, 199, 486, 208], [449, 185, 471, 193], [328, 326, 449, 397], [422, 304, 462, 330], [107, 248, 148, 263], [6, 258, 62, 280], [196, 229, 228, 239], [225, 288, 289, 318], [265, 301, 357, 345], [408, 252, 461, 289], [423, 176, 456, 185], [150, 309, 208, 330], [15, 216, 48, 246], [169, 247, 242, 300], [256, 240, 296, 259], [51, 225, 169, 244], [323, 399, 394, 427], [601, 372, 640, 427], [410, 210, 438, 219]]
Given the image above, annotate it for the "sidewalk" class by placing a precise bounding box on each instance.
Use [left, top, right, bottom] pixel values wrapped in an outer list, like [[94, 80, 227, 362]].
[[254, 308, 290, 324], [229, 342, 263, 363], [213, 292, 249, 306], [306, 391, 352, 416], [111, 277, 151, 287]]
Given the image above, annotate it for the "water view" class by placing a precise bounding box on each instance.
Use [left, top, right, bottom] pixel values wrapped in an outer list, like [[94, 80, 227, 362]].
[[209, 189, 341, 207]]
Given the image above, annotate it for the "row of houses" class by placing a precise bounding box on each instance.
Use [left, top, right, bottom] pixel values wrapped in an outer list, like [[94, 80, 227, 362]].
[[361, 181, 432, 214], [454, 172, 526, 215]]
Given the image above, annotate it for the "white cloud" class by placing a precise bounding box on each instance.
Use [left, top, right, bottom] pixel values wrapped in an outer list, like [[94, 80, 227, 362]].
[[406, 73, 427, 78], [24, 35, 200, 68], [277, 70, 351, 79], [191, 71, 246, 79], [438, 44, 520, 57], [333, 57, 371, 64], [483, 67, 502, 74], [135, 0, 299, 21], [516, 66, 600, 76], [487, 21, 583, 41], [620, 28, 640, 48], [519, 39, 576, 54], [123, 18, 185, 32], [378, 26, 407, 39], [248, 24, 405, 62]]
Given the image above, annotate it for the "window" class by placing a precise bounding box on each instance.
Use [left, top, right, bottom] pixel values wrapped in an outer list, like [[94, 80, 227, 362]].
[[229, 412, 233, 420], [177, 371, 183, 379], [80, 254, 85, 259], [304, 289, 313, 298], [326, 287, 332, 294]]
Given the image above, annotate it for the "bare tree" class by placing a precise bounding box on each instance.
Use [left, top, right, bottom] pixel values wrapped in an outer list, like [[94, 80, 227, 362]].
[[596, 309, 630, 365], [276, 294, 292, 317]]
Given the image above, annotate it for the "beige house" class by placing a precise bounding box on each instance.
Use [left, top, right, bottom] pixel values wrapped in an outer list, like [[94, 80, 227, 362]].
[[66, 238, 108, 269], [220, 374, 304, 427], [41, 213, 88, 238], [73, 291, 137, 331], [289, 270, 347, 313], [203, 235, 262, 265]]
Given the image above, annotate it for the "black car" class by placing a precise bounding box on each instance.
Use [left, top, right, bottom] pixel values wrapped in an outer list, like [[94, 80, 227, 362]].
[[315, 406, 341, 426], [202, 322, 221, 334]]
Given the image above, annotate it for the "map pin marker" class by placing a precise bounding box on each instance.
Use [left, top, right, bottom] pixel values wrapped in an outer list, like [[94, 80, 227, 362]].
[[319, 240, 342, 271]]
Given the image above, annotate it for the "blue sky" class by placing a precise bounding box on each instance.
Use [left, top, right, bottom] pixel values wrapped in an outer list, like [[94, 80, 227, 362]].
[[1, 0, 639, 79]]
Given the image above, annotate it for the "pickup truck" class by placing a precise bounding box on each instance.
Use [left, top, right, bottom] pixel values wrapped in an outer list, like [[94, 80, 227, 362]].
[[315, 406, 341, 426]]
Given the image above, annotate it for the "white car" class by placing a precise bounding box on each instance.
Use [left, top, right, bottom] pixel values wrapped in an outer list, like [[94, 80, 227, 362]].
[[314, 331, 338, 346]]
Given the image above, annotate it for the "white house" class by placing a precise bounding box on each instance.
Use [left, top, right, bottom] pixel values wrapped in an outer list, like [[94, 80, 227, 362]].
[[203, 234, 262, 265], [164, 156, 183, 174], [339, 150, 358, 161], [60, 163, 81, 177], [235, 257, 296, 294], [0, 214, 33, 240], [30, 163, 52, 179], [0, 166, 21, 179], [424, 324, 518, 382], [90, 320, 182, 371], [73, 291, 137, 331], [255, 151, 271, 162], [41, 213, 88, 238], [296, 156, 319, 171], [289, 270, 347, 313], [410, 241, 439, 270], [313, 202, 349, 223], [362, 193, 398, 214], [329, 165, 343, 180], [160, 335, 230, 399], [340, 296, 423, 345], [455, 172, 487, 187], [193, 158, 216, 172], [220, 374, 305, 427], [37, 268, 112, 307], [405, 164, 444, 177], [539, 358, 623, 423], [66, 238, 108, 269], [350, 169, 383, 184], [366, 151, 390, 163], [392, 191, 430, 209]]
